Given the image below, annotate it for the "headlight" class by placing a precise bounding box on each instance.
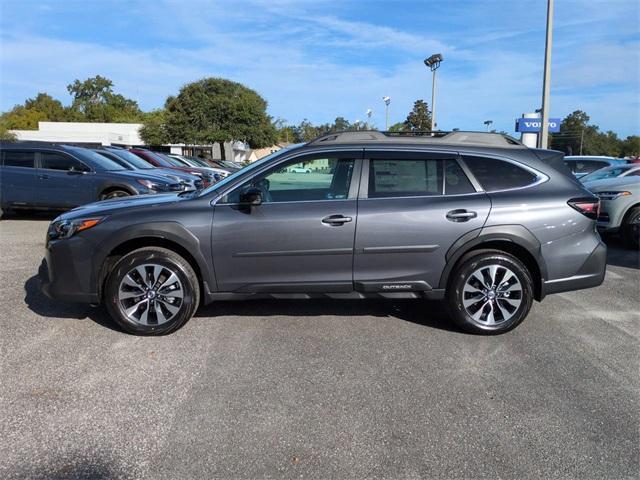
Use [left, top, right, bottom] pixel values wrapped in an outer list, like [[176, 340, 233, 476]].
[[136, 178, 169, 191], [595, 191, 632, 200], [48, 217, 105, 240]]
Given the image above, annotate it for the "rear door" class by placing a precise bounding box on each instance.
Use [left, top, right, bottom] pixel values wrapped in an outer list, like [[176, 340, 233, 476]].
[[354, 149, 491, 291], [1, 150, 38, 207], [37, 151, 94, 208]]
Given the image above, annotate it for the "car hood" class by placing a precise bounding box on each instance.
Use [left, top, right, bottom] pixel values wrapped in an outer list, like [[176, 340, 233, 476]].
[[57, 192, 188, 220], [102, 169, 178, 185], [583, 177, 640, 192]]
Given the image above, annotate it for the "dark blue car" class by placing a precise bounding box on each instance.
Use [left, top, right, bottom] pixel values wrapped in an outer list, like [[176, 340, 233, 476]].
[[0, 142, 185, 213]]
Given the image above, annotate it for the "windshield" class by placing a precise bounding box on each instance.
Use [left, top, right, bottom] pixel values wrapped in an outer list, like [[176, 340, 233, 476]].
[[67, 146, 128, 171], [581, 165, 633, 182], [196, 144, 303, 197], [157, 153, 190, 167], [106, 149, 154, 169], [183, 156, 211, 168]]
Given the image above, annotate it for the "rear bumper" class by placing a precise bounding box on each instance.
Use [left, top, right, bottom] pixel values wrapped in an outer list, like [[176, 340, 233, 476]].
[[542, 241, 607, 296]]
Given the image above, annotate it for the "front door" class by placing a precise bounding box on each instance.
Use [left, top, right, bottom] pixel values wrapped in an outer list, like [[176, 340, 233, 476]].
[[37, 152, 94, 208], [211, 152, 361, 292], [354, 150, 491, 291]]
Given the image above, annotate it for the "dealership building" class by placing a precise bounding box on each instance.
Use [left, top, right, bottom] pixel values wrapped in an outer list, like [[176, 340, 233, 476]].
[[8, 121, 280, 163]]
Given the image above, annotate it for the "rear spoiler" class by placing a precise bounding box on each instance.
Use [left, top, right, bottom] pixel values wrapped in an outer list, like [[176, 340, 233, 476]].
[[530, 148, 577, 181]]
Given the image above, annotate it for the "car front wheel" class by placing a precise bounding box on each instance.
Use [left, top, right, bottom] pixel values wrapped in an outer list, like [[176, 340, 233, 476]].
[[447, 250, 534, 334], [104, 247, 200, 335]]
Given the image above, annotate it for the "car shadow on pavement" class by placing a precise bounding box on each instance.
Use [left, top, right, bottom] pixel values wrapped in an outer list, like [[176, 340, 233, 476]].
[[604, 236, 640, 270], [196, 298, 462, 333], [23, 275, 120, 332]]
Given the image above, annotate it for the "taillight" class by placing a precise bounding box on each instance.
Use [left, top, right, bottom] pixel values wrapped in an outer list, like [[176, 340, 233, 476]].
[[568, 197, 600, 220]]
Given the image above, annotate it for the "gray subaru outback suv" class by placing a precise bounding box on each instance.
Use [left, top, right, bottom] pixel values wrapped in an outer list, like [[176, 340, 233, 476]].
[[39, 131, 606, 335]]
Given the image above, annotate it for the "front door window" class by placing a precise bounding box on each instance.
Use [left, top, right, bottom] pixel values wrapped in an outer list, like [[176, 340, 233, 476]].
[[221, 157, 355, 203]]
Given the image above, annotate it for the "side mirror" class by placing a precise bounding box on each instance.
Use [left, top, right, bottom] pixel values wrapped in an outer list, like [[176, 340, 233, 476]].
[[239, 187, 263, 206]]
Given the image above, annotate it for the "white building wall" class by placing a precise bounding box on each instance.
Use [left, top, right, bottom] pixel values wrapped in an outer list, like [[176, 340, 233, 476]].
[[11, 121, 144, 146]]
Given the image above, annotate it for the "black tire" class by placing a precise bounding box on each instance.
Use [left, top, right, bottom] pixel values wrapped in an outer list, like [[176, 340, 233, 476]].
[[447, 249, 534, 334], [104, 247, 200, 335], [100, 189, 131, 201], [621, 207, 640, 250]]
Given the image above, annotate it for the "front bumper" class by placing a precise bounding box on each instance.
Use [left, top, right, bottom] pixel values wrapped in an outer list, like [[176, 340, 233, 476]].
[[542, 240, 607, 296], [39, 236, 99, 304]]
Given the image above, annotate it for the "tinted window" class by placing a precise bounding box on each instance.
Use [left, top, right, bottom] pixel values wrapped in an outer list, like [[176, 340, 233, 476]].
[[41, 152, 89, 171], [68, 147, 126, 171], [464, 156, 537, 191], [444, 160, 476, 195], [104, 149, 153, 169], [369, 159, 442, 198], [574, 160, 608, 174], [3, 151, 35, 168], [629, 169, 640, 177], [222, 157, 355, 203]]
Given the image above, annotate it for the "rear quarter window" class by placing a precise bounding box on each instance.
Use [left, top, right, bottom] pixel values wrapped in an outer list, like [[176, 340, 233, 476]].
[[3, 151, 35, 168], [464, 156, 538, 191]]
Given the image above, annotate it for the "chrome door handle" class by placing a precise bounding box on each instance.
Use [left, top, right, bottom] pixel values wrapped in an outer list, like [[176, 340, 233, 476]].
[[446, 210, 477, 222], [322, 215, 352, 225]]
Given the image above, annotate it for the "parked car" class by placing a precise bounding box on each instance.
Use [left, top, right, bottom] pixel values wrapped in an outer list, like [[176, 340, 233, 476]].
[[583, 176, 639, 248], [167, 154, 230, 178], [95, 147, 201, 190], [129, 149, 215, 187], [290, 166, 312, 173], [564, 156, 627, 178], [0, 142, 185, 214], [579, 164, 640, 183], [155, 153, 221, 182], [40, 131, 606, 336]]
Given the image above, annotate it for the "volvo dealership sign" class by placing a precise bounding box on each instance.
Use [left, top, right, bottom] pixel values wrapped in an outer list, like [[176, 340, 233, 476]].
[[515, 117, 561, 133]]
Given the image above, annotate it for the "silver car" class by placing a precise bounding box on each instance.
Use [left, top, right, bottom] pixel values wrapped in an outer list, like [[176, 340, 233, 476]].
[[584, 176, 640, 248], [580, 164, 640, 183]]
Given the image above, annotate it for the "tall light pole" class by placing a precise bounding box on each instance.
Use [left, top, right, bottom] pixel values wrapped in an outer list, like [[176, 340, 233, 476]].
[[424, 53, 443, 132], [538, 0, 554, 149], [382, 96, 391, 130], [484, 120, 493, 132], [365, 109, 373, 129]]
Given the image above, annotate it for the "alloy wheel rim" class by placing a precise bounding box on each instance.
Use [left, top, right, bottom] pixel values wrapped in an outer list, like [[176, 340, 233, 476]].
[[117, 263, 184, 326], [462, 265, 523, 326]]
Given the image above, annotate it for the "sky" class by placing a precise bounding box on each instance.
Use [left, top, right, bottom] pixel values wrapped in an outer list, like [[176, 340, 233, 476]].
[[1, 0, 639, 136]]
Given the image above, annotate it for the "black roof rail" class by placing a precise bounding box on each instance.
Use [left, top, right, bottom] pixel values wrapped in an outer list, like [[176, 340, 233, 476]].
[[307, 130, 525, 148]]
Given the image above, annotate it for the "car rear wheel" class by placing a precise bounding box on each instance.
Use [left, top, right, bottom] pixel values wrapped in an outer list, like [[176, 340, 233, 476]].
[[104, 247, 200, 335], [100, 189, 131, 201], [621, 207, 640, 250], [447, 250, 534, 334]]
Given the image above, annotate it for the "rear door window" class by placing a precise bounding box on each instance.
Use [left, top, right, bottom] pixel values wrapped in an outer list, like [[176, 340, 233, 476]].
[[444, 160, 476, 195], [41, 152, 89, 172], [368, 159, 442, 198], [3, 151, 35, 168], [464, 156, 538, 191]]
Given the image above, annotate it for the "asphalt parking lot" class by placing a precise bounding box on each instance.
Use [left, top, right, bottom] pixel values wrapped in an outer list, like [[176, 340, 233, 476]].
[[1, 216, 638, 479]]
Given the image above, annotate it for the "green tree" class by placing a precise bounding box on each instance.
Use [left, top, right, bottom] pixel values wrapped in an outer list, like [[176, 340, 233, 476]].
[[67, 75, 142, 122], [0, 92, 69, 130], [621, 136, 640, 157], [403, 99, 432, 131], [0, 106, 47, 130], [0, 121, 17, 141], [24, 93, 67, 121], [551, 110, 625, 156], [388, 122, 406, 132], [139, 109, 169, 146], [163, 78, 277, 156]]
